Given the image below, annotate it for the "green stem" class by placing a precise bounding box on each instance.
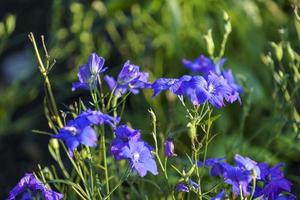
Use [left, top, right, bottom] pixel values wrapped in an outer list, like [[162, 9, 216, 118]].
[[101, 132, 110, 199]]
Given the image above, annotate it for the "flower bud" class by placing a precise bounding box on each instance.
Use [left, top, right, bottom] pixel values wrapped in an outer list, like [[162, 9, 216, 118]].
[[164, 138, 177, 157]]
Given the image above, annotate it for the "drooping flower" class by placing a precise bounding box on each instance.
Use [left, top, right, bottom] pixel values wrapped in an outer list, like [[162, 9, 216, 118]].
[[164, 138, 177, 157], [53, 109, 119, 155], [7, 173, 63, 200], [176, 182, 189, 193], [121, 139, 158, 177], [211, 190, 225, 200], [104, 60, 151, 97], [72, 53, 107, 91], [110, 125, 141, 160]]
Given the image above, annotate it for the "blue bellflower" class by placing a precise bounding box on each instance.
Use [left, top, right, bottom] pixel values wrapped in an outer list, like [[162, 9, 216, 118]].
[[104, 60, 151, 97], [180, 54, 242, 106], [223, 165, 252, 196], [256, 163, 294, 200], [110, 125, 158, 177], [72, 53, 107, 91], [110, 125, 141, 160], [121, 139, 158, 177], [222, 69, 242, 103], [54, 110, 119, 155], [151, 78, 177, 97], [197, 157, 227, 176], [7, 173, 63, 200], [234, 154, 261, 179]]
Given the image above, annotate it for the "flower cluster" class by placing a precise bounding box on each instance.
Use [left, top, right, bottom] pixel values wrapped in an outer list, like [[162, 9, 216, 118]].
[[7, 51, 296, 200], [7, 173, 63, 200], [110, 125, 158, 177], [152, 55, 242, 108], [53, 109, 120, 155], [196, 155, 295, 200]]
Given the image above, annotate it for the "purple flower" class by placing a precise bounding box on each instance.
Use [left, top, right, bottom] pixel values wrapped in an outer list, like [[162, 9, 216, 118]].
[[222, 69, 242, 103], [197, 157, 227, 177], [104, 61, 151, 97], [53, 110, 119, 155], [121, 139, 158, 177], [176, 182, 189, 192], [151, 78, 177, 97], [164, 138, 177, 157], [79, 109, 120, 127], [256, 163, 293, 200], [211, 190, 225, 200], [72, 53, 106, 91], [234, 154, 261, 179], [223, 165, 252, 196], [152, 72, 235, 108], [258, 179, 292, 200], [110, 125, 141, 160], [7, 173, 63, 200], [181, 54, 242, 105], [182, 55, 216, 74]]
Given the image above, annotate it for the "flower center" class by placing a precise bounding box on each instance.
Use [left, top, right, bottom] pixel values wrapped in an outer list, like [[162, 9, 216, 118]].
[[133, 152, 140, 161], [128, 65, 133, 71], [208, 84, 215, 93], [65, 126, 78, 135]]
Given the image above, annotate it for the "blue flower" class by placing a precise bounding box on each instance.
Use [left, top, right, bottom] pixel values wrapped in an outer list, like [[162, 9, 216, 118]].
[[54, 110, 119, 155], [110, 125, 158, 177], [176, 182, 189, 193], [171, 73, 232, 108], [72, 53, 106, 91], [7, 173, 63, 200], [164, 138, 177, 157], [234, 154, 261, 179], [151, 78, 178, 97], [222, 69, 242, 103], [121, 139, 158, 177], [104, 61, 151, 97], [181, 54, 242, 105], [151, 72, 236, 108], [211, 190, 225, 200], [256, 163, 293, 200], [110, 125, 141, 160], [223, 165, 252, 196], [197, 157, 227, 176], [182, 55, 217, 74], [258, 179, 292, 200]]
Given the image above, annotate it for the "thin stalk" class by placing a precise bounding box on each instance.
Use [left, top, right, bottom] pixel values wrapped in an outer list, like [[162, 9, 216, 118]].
[[101, 131, 110, 199], [239, 184, 244, 200]]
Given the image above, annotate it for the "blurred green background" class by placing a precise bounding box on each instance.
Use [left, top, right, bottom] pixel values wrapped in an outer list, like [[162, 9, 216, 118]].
[[0, 0, 299, 198]]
